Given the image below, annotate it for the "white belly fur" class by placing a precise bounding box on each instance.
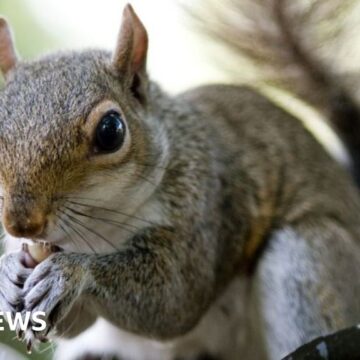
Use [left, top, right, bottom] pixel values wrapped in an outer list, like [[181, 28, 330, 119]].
[[55, 276, 266, 360]]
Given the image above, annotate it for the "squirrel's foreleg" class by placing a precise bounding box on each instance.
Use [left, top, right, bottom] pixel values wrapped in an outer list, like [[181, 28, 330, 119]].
[[85, 225, 219, 340]]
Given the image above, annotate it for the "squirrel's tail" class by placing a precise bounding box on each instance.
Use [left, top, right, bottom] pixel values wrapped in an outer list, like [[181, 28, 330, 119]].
[[190, 0, 360, 185]]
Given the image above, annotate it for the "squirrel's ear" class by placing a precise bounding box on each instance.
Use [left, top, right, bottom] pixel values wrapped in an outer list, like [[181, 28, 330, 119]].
[[112, 4, 148, 102], [0, 17, 18, 79]]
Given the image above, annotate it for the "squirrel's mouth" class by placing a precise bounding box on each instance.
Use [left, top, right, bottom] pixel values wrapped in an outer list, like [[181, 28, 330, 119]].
[[21, 239, 62, 250], [21, 242, 62, 268]]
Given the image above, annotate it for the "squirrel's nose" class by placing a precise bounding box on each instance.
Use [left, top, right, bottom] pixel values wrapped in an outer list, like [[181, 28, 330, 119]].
[[3, 207, 47, 239]]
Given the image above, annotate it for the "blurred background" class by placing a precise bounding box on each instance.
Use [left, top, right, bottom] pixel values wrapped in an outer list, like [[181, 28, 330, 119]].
[[0, 0, 230, 93], [0, 0, 359, 358]]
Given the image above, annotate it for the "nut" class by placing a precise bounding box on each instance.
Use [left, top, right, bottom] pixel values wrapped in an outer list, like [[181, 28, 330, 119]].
[[22, 243, 54, 268]]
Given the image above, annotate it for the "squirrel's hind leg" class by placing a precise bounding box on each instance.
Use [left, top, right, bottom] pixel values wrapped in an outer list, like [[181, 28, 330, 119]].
[[253, 219, 360, 359]]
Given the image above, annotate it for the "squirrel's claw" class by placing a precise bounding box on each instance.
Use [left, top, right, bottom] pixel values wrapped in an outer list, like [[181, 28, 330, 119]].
[[16, 328, 24, 341], [26, 339, 32, 354]]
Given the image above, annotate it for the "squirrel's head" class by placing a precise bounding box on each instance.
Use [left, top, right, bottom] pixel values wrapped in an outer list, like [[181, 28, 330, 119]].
[[0, 5, 168, 252]]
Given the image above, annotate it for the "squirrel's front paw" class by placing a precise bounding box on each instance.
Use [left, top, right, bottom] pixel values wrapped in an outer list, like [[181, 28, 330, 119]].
[[0, 252, 32, 340], [22, 252, 87, 343], [0, 252, 32, 315]]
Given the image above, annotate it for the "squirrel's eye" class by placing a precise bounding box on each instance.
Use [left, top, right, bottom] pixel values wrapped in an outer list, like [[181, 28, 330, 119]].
[[95, 111, 126, 153]]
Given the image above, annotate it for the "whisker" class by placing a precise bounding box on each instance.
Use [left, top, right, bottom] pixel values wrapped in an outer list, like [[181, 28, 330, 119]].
[[70, 225, 97, 254], [57, 211, 98, 254], [59, 208, 119, 251], [64, 206, 140, 236], [62, 199, 193, 239], [58, 211, 96, 253], [136, 173, 158, 187], [56, 216, 82, 253], [64, 198, 159, 227]]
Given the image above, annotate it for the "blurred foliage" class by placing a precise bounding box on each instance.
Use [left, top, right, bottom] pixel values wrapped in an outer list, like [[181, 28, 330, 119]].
[[0, 0, 58, 58], [0, 1, 57, 358]]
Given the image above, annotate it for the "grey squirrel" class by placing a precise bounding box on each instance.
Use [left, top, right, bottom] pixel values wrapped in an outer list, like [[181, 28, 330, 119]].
[[0, 2, 360, 360]]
